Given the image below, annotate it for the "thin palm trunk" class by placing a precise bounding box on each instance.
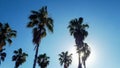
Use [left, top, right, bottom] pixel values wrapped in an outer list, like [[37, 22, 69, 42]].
[[64, 64, 67, 68], [78, 53, 82, 68], [83, 61, 86, 68], [33, 44, 40, 68]]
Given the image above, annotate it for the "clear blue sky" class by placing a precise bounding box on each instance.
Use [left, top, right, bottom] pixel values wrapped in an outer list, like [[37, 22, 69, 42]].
[[0, 0, 120, 68]]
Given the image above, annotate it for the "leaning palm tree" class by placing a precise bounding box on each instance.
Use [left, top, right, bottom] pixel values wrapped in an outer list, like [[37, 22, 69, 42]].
[[37, 53, 50, 68], [0, 48, 6, 64], [59, 51, 72, 68], [12, 48, 28, 68], [0, 23, 17, 50], [68, 17, 89, 68], [81, 43, 91, 68], [27, 6, 54, 68]]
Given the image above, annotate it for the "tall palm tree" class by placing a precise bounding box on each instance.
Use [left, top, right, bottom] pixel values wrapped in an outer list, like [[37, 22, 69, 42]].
[[68, 17, 89, 68], [0, 48, 6, 64], [12, 48, 28, 68], [81, 43, 91, 68], [59, 51, 72, 68], [0, 22, 17, 50], [27, 6, 54, 68], [37, 53, 50, 68]]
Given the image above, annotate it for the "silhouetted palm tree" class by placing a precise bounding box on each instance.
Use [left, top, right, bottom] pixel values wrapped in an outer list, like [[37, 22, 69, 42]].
[[12, 48, 28, 68], [81, 43, 91, 68], [0, 48, 6, 64], [68, 17, 89, 68], [59, 51, 72, 68], [37, 53, 50, 68], [0, 22, 17, 50], [27, 6, 53, 68]]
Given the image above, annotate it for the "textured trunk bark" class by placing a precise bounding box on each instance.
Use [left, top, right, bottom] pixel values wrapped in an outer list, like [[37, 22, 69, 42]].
[[78, 53, 82, 68], [33, 44, 39, 68]]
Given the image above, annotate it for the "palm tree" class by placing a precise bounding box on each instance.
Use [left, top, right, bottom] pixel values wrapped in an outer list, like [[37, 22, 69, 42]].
[[12, 48, 28, 68], [27, 6, 54, 68], [81, 43, 91, 68], [68, 17, 89, 68], [0, 48, 6, 64], [0, 22, 17, 50], [59, 51, 72, 68], [37, 53, 50, 68]]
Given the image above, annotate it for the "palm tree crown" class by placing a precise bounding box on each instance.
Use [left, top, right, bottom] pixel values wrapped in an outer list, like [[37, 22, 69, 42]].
[[37, 53, 50, 68], [27, 6, 53, 45], [68, 17, 89, 48], [59, 51, 72, 68], [0, 23, 17, 50], [12, 48, 28, 68]]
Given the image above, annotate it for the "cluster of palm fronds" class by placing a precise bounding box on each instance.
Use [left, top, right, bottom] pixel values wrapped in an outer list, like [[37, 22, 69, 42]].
[[0, 6, 91, 68]]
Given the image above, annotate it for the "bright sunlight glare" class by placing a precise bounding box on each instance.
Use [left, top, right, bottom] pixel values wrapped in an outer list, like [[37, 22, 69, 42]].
[[69, 46, 78, 66], [86, 48, 96, 66], [68, 44, 97, 67]]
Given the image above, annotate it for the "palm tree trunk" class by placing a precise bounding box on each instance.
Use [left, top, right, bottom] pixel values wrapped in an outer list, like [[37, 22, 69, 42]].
[[78, 53, 82, 68], [64, 64, 67, 68], [33, 44, 40, 68], [83, 61, 86, 68], [14, 62, 19, 68]]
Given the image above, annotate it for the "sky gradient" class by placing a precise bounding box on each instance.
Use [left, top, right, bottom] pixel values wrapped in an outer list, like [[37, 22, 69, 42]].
[[0, 0, 120, 68]]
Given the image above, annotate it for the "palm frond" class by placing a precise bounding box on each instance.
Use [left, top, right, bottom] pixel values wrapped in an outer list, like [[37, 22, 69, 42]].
[[14, 50, 18, 54], [4, 23, 10, 29], [0, 48, 5, 52], [7, 39, 12, 44], [47, 18, 54, 27], [82, 30, 88, 38], [0, 52, 6, 57], [31, 10, 39, 14], [46, 18, 54, 32], [78, 17, 83, 24], [41, 31, 47, 38], [27, 22, 34, 27], [23, 53, 28, 56], [29, 14, 37, 20], [18, 48, 22, 54], [12, 55, 17, 61], [82, 24, 89, 29], [0, 23, 3, 28], [0, 48, 6, 64]]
